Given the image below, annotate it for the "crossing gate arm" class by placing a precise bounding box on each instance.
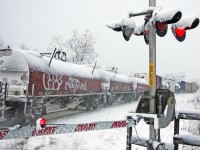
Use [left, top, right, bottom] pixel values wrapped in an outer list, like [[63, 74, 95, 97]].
[[0, 120, 127, 140]]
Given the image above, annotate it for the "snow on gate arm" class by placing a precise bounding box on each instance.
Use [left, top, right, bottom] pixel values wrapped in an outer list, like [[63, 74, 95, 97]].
[[0, 120, 127, 140]]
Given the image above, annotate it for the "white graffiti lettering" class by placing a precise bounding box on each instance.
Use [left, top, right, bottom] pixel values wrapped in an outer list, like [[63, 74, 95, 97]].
[[65, 77, 87, 93], [43, 73, 63, 90]]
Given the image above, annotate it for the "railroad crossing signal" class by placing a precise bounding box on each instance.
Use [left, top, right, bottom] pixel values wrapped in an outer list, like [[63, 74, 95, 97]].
[[107, 7, 199, 44], [107, 4, 199, 150]]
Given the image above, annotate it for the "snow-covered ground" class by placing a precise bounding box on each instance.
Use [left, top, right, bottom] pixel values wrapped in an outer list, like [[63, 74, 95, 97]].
[[0, 91, 200, 150]]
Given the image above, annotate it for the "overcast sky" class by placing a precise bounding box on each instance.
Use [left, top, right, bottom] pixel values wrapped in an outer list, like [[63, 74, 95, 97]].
[[0, 0, 199, 81]]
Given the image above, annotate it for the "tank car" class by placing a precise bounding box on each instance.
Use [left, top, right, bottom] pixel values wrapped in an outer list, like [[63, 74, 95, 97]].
[[107, 72, 135, 103], [132, 77, 149, 99], [0, 48, 109, 126]]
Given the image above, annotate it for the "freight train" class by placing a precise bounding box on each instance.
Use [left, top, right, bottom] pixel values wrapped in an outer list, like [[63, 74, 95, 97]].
[[0, 48, 198, 127], [0, 48, 150, 127], [175, 81, 199, 93]]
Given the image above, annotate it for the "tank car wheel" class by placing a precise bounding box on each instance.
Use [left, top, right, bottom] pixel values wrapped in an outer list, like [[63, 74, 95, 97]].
[[125, 95, 132, 102], [86, 100, 92, 111], [92, 100, 98, 110], [42, 105, 47, 115], [14, 105, 26, 125], [107, 95, 113, 106]]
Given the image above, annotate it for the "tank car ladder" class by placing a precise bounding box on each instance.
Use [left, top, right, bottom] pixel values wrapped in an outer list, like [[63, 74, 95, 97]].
[[0, 82, 7, 122], [24, 84, 34, 118], [24, 98, 33, 117]]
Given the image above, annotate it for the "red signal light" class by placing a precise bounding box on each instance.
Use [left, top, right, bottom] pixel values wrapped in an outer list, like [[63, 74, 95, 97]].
[[156, 22, 167, 31], [172, 27, 186, 42], [175, 28, 185, 37], [155, 22, 168, 37]]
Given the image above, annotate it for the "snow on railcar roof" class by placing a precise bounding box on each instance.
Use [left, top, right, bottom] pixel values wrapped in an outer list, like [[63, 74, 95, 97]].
[[97, 69, 110, 82], [14, 49, 146, 83], [16, 49, 50, 73], [15, 49, 101, 80], [132, 76, 148, 85], [107, 72, 133, 83], [44, 56, 101, 79], [96, 69, 134, 83]]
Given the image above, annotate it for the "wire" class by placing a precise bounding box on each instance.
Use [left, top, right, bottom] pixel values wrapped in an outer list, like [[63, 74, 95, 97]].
[[133, 125, 141, 141]]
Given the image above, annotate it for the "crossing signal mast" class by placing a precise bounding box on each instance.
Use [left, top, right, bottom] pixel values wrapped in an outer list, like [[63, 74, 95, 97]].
[[107, 1, 199, 150]]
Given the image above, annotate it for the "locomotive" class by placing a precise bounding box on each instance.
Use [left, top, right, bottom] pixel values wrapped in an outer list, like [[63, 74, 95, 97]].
[[0, 48, 149, 127]]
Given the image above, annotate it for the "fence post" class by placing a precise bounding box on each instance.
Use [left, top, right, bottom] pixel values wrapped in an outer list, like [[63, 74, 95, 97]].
[[174, 117, 180, 150], [126, 116, 133, 150]]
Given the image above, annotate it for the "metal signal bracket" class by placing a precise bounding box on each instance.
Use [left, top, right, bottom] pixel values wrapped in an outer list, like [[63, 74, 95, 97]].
[[127, 89, 176, 129]]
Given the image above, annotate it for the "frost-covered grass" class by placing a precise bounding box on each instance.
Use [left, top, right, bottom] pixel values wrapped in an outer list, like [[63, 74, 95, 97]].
[[0, 91, 199, 150]]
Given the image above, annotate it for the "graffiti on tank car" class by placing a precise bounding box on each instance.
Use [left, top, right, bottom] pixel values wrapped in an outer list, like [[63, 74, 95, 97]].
[[42, 73, 87, 93], [65, 77, 87, 93], [43, 73, 63, 90]]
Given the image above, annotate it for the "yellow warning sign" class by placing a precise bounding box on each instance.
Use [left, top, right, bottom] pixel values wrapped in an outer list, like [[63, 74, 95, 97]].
[[149, 63, 154, 88]]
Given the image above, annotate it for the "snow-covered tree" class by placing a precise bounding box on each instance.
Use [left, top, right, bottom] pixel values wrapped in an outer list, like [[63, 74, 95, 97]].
[[0, 37, 5, 48], [18, 43, 30, 50], [47, 35, 67, 52], [67, 30, 98, 64], [47, 30, 98, 64], [47, 35, 73, 62]]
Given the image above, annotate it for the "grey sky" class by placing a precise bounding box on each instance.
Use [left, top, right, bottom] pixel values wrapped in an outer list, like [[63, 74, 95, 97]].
[[0, 0, 199, 80]]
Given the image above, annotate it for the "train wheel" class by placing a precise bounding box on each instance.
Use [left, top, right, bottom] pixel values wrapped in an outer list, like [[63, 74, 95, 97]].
[[107, 95, 113, 106], [125, 95, 132, 102], [92, 100, 98, 110], [86, 100, 92, 111], [14, 105, 26, 125], [42, 105, 47, 115]]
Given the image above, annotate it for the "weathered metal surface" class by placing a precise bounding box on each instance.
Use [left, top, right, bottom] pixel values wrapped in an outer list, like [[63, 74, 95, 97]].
[[174, 135, 200, 146], [177, 112, 200, 120]]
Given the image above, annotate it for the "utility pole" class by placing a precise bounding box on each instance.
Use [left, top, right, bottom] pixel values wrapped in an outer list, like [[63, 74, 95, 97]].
[[148, 0, 159, 144]]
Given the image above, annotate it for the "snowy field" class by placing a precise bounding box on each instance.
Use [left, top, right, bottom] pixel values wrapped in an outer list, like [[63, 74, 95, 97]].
[[0, 91, 200, 150]]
